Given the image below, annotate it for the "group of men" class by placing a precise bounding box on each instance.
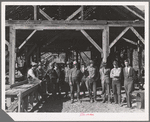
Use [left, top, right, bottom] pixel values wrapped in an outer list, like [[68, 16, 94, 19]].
[[27, 59, 135, 109]]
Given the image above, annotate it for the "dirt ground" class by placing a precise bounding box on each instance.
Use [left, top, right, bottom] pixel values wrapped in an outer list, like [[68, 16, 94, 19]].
[[31, 90, 145, 113]]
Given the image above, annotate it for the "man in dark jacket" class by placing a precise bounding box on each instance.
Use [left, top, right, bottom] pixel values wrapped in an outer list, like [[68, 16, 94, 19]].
[[47, 62, 58, 99], [123, 59, 135, 108], [69, 61, 82, 104]]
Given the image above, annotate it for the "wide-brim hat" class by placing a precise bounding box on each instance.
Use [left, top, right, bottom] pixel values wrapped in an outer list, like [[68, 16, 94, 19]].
[[31, 62, 37, 66]]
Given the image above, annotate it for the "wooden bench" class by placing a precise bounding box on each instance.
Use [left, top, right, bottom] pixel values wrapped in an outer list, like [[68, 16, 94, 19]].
[[5, 80, 41, 112]]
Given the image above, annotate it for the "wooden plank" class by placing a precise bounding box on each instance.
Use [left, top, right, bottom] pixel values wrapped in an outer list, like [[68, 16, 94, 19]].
[[123, 6, 144, 21], [10, 80, 28, 89], [122, 37, 137, 45], [81, 6, 84, 20], [34, 6, 37, 20], [109, 27, 130, 49], [39, 8, 53, 21], [130, 27, 145, 44], [102, 26, 109, 62], [80, 29, 103, 54], [18, 30, 37, 49], [18, 91, 21, 112], [66, 7, 82, 21], [9, 27, 16, 85]]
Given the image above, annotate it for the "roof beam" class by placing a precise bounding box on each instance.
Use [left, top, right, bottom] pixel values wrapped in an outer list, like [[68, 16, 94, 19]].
[[80, 29, 103, 53], [18, 30, 37, 49], [122, 37, 137, 45], [66, 7, 82, 21], [6, 20, 144, 27], [33, 5, 37, 20], [123, 6, 144, 21], [130, 27, 144, 44], [39, 8, 53, 21], [109, 27, 130, 49]]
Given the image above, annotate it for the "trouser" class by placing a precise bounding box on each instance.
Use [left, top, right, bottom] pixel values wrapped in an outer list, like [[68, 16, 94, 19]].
[[103, 82, 111, 102], [70, 78, 80, 100], [112, 80, 121, 104], [88, 79, 97, 100], [64, 77, 70, 96], [51, 78, 57, 97], [124, 81, 134, 107]]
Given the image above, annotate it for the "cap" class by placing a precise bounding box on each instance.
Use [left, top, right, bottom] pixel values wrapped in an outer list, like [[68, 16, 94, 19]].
[[66, 61, 70, 65], [89, 60, 94, 64], [73, 61, 77, 65], [113, 61, 118, 65]]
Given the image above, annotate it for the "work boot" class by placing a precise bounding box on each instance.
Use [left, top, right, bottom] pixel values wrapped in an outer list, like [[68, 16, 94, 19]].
[[71, 99, 74, 104], [90, 99, 94, 103], [113, 95, 118, 104]]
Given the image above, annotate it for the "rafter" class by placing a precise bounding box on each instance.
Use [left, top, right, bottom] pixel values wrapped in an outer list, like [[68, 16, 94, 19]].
[[80, 29, 103, 53], [66, 7, 82, 21], [122, 37, 137, 45], [18, 30, 37, 49], [130, 27, 144, 44], [39, 8, 53, 21], [109, 27, 130, 48], [123, 6, 144, 21]]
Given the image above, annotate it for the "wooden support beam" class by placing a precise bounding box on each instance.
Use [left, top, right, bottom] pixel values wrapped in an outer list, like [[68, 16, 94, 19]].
[[81, 6, 84, 20], [9, 27, 16, 85], [39, 8, 53, 21], [34, 6, 37, 20], [123, 6, 144, 21], [80, 30, 103, 54], [66, 7, 82, 21], [122, 37, 137, 45], [102, 26, 109, 62], [109, 27, 130, 49], [18, 30, 37, 49], [5, 40, 9, 46], [130, 27, 145, 44]]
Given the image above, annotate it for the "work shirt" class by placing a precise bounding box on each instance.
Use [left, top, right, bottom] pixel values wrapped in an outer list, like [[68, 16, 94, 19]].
[[110, 67, 122, 81], [99, 68, 110, 83], [70, 67, 82, 80], [87, 66, 97, 79], [27, 68, 36, 80], [64, 67, 71, 78]]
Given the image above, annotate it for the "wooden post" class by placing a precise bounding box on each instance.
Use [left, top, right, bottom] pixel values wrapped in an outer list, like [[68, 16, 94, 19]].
[[76, 51, 78, 62], [9, 26, 16, 85], [102, 26, 109, 62], [34, 5, 37, 20], [81, 6, 84, 20]]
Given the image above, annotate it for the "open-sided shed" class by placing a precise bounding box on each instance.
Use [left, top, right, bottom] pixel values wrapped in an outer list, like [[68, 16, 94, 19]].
[[5, 5, 144, 85]]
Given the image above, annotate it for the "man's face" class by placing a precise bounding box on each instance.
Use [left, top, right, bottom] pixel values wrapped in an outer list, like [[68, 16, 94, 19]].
[[124, 61, 129, 67], [38, 65, 42, 69], [90, 63, 93, 67], [113, 64, 117, 68], [32, 66, 36, 70]]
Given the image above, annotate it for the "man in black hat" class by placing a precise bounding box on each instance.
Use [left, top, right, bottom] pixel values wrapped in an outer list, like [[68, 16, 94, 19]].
[[123, 59, 135, 108], [86, 60, 99, 103]]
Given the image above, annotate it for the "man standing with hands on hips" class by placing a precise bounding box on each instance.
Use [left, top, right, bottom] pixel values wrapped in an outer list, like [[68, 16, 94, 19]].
[[123, 59, 135, 108]]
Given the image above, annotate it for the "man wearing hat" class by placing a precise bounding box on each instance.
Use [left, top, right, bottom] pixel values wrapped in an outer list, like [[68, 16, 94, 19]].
[[99, 62, 111, 103], [47, 62, 58, 99], [27, 62, 39, 82], [123, 59, 135, 108], [69, 61, 82, 103], [110, 61, 122, 105], [86, 60, 99, 103]]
